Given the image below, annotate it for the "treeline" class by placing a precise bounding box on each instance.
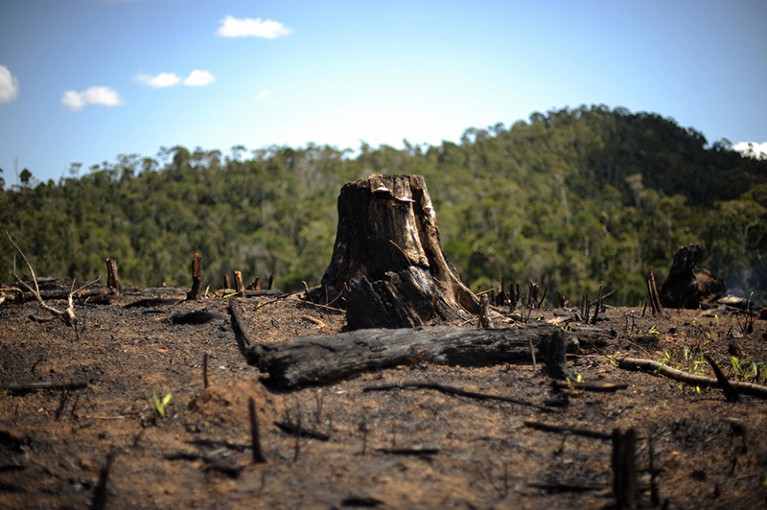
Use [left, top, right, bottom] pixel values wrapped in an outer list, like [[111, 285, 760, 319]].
[[1, 105, 766, 305]]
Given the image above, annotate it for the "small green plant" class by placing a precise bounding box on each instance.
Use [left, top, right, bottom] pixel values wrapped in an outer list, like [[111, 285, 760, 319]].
[[658, 349, 671, 368], [649, 325, 660, 335], [152, 391, 172, 418], [730, 356, 762, 382]]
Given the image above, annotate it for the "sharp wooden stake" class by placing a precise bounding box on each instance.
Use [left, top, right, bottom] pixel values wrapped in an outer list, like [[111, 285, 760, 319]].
[[248, 397, 266, 464]]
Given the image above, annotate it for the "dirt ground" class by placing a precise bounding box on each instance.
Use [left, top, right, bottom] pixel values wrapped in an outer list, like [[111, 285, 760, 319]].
[[1, 286, 766, 509]]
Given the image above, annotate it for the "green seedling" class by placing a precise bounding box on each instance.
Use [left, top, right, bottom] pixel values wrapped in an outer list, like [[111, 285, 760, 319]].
[[649, 325, 660, 335], [152, 391, 172, 418]]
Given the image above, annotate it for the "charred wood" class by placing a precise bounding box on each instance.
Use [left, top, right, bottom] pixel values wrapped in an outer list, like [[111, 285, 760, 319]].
[[246, 324, 580, 389]]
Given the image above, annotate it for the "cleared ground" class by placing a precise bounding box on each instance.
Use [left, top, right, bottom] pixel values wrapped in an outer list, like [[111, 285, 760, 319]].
[[1, 288, 766, 509]]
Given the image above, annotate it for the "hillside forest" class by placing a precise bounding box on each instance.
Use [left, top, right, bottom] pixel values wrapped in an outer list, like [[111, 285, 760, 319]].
[[1, 105, 766, 305]]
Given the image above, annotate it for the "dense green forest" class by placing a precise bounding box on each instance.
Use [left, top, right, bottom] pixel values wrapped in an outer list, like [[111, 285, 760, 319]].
[[1, 105, 766, 305]]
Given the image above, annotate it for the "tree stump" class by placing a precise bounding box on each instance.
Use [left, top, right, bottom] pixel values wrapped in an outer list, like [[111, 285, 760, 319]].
[[659, 245, 725, 309], [319, 175, 479, 329]]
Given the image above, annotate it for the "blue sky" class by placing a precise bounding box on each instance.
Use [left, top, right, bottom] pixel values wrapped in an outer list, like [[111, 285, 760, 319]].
[[1, 0, 765, 185]]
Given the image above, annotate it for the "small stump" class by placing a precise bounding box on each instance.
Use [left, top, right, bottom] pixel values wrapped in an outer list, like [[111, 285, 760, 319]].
[[659, 244, 725, 308], [320, 175, 479, 329]]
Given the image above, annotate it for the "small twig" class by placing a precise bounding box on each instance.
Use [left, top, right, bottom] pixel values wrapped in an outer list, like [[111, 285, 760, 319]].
[[376, 444, 441, 456], [528, 336, 538, 370], [362, 381, 556, 413], [300, 315, 326, 328], [550, 380, 628, 393], [274, 420, 330, 441], [523, 421, 612, 441], [4, 381, 88, 395]]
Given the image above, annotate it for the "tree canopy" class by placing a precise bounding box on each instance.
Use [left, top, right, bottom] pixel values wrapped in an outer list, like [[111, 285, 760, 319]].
[[2, 105, 766, 304]]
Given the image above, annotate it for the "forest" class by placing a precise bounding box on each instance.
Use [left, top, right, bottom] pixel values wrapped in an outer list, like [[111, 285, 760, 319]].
[[1, 104, 766, 305]]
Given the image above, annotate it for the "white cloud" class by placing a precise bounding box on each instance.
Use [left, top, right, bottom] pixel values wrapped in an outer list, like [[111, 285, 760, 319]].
[[0, 65, 19, 103], [733, 141, 767, 160], [257, 89, 271, 101], [135, 72, 181, 88], [215, 15, 293, 38], [61, 86, 123, 111], [183, 69, 215, 87]]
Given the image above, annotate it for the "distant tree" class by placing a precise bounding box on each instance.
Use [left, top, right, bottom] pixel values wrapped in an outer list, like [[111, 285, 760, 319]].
[[19, 168, 32, 187], [68, 162, 82, 179]]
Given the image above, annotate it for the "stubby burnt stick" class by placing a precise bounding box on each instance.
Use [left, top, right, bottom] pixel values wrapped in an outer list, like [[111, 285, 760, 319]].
[[106, 257, 122, 295], [234, 271, 245, 294], [187, 253, 202, 301], [646, 270, 663, 315], [612, 428, 639, 510], [90, 450, 116, 510]]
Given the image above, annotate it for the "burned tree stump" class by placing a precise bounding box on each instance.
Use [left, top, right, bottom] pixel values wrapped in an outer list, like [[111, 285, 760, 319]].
[[319, 175, 479, 329], [659, 245, 725, 309], [187, 253, 202, 301]]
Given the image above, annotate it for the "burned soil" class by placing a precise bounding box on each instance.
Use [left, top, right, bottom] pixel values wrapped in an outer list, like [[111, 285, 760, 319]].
[[1, 288, 767, 509]]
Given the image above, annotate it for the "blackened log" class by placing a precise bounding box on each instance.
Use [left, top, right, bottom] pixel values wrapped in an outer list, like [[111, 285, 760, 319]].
[[245, 323, 579, 389]]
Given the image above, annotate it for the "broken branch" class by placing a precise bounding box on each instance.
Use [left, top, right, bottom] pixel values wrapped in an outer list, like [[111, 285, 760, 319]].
[[617, 357, 767, 398]]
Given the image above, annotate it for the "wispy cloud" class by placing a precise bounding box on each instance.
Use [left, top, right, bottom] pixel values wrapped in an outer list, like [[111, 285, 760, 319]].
[[183, 70, 215, 87], [135, 72, 181, 88], [135, 70, 215, 88], [733, 141, 767, 160], [215, 15, 292, 38], [61, 86, 123, 111], [0, 65, 19, 103], [257, 89, 271, 101]]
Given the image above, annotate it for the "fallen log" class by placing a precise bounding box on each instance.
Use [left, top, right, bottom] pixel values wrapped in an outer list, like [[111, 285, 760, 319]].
[[245, 323, 578, 389], [617, 357, 767, 398]]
